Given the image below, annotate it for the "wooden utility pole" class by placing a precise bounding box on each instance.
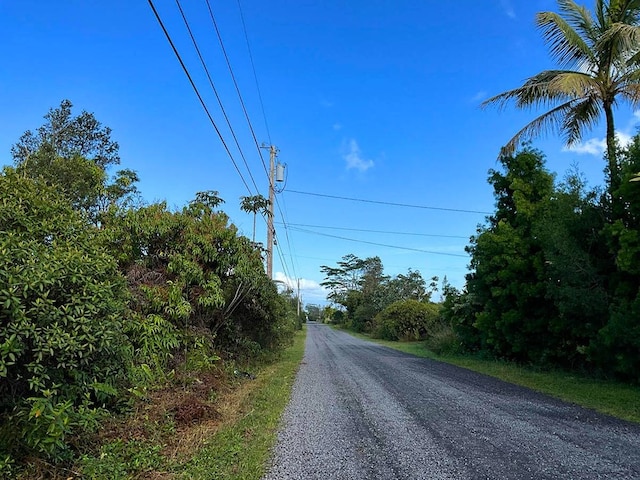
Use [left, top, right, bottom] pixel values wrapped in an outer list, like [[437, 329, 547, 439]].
[[266, 145, 276, 279]]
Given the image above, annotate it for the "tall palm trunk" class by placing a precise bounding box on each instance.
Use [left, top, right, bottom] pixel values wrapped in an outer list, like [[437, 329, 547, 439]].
[[605, 101, 619, 194]]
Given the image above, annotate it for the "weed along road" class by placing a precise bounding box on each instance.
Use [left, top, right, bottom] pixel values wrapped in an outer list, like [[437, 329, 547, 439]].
[[263, 323, 640, 480]]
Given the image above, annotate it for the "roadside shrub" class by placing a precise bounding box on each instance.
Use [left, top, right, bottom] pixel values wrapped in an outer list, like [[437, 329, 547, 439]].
[[0, 168, 130, 462], [424, 322, 462, 355], [101, 194, 292, 362], [372, 299, 439, 341]]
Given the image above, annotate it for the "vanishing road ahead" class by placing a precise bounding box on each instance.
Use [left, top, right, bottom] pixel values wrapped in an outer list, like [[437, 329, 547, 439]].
[[264, 323, 640, 480]]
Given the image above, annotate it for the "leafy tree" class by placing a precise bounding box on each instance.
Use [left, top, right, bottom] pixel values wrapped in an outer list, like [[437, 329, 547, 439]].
[[466, 148, 555, 361], [380, 269, 432, 305], [11, 100, 140, 222], [597, 133, 640, 380], [320, 254, 369, 306], [12, 99, 119, 169], [305, 304, 322, 322], [321, 255, 388, 331], [534, 168, 610, 367], [483, 0, 640, 195], [100, 190, 289, 359]]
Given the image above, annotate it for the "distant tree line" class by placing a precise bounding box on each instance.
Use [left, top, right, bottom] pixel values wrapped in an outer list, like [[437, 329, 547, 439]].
[[320, 254, 444, 342]]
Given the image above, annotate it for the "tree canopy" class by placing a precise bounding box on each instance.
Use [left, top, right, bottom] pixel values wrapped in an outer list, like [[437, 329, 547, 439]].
[[483, 0, 640, 194]]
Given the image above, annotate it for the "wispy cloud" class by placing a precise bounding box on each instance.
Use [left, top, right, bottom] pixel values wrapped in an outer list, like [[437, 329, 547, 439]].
[[499, 0, 516, 19], [274, 272, 328, 304], [333, 123, 342, 131], [471, 90, 487, 103], [343, 139, 374, 172]]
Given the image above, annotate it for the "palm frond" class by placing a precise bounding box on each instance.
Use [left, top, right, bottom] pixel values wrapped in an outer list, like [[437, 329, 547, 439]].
[[599, 23, 640, 69], [546, 71, 599, 97], [561, 96, 602, 145], [619, 82, 640, 104], [594, 0, 607, 28], [537, 9, 595, 67], [482, 70, 593, 111], [609, 0, 640, 24], [499, 100, 579, 157], [625, 48, 640, 68], [558, 0, 598, 40]]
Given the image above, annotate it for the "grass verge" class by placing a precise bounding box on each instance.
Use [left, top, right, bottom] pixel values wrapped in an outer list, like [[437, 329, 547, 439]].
[[177, 327, 307, 479], [343, 329, 640, 424]]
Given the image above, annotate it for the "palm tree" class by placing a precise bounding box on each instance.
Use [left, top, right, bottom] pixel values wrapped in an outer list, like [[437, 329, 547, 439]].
[[483, 0, 640, 194], [240, 194, 270, 242]]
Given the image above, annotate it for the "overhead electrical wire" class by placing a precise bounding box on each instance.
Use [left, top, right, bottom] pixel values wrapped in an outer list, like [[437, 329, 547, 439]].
[[204, 0, 270, 179], [237, 0, 272, 145], [175, 0, 260, 194], [288, 226, 469, 258], [275, 222, 469, 239], [204, 0, 299, 284], [286, 189, 492, 215], [273, 197, 299, 281], [147, 0, 253, 194], [149, 0, 302, 286]]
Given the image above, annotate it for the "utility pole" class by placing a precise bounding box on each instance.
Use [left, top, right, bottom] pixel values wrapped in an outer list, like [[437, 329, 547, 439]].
[[261, 144, 284, 279], [266, 145, 277, 279]]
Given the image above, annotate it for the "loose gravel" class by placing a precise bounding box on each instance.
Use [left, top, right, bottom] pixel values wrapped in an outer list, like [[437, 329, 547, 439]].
[[263, 323, 640, 480]]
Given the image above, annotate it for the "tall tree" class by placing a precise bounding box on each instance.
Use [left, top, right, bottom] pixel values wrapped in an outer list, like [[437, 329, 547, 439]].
[[11, 100, 139, 222], [466, 148, 555, 361], [12, 99, 119, 169], [240, 194, 270, 242], [483, 0, 640, 195]]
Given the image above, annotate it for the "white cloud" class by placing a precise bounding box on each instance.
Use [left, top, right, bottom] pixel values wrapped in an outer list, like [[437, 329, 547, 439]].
[[343, 139, 374, 172], [274, 272, 329, 304], [333, 123, 342, 131], [563, 137, 607, 155], [563, 132, 634, 156]]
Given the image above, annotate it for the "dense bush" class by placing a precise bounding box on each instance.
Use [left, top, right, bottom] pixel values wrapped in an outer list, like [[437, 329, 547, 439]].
[[372, 299, 440, 341], [0, 168, 130, 461], [101, 193, 290, 362]]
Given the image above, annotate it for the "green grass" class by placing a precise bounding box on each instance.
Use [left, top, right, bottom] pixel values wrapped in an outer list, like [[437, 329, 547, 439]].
[[178, 327, 307, 480], [344, 329, 640, 424]]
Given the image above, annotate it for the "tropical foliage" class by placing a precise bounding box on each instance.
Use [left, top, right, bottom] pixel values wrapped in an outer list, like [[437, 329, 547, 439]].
[[442, 142, 640, 382], [320, 254, 440, 335], [483, 0, 640, 195], [0, 101, 302, 476]]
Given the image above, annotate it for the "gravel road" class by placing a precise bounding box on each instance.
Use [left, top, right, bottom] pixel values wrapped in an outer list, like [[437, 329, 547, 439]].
[[263, 322, 640, 480]]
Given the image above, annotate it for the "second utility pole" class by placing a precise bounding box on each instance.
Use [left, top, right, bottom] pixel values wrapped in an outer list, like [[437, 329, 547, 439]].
[[266, 145, 277, 279]]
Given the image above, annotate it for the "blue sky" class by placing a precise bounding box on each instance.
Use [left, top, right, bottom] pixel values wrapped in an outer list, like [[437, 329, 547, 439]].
[[2, 0, 639, 305]]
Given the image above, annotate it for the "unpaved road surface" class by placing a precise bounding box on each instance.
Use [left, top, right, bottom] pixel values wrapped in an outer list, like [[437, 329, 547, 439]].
[[263, 323, 640, 480]]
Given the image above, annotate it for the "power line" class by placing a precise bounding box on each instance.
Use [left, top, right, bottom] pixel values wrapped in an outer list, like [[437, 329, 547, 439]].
[[204, 0, 270, 179], [275, 222, 469, 239], [174, 0, 260, 194], [286, 189, 492, 215], [288, 226, 469, 258], [147, 0, 253, 194], [237, 0, 272, 145], [273, 230, 294, 283]]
